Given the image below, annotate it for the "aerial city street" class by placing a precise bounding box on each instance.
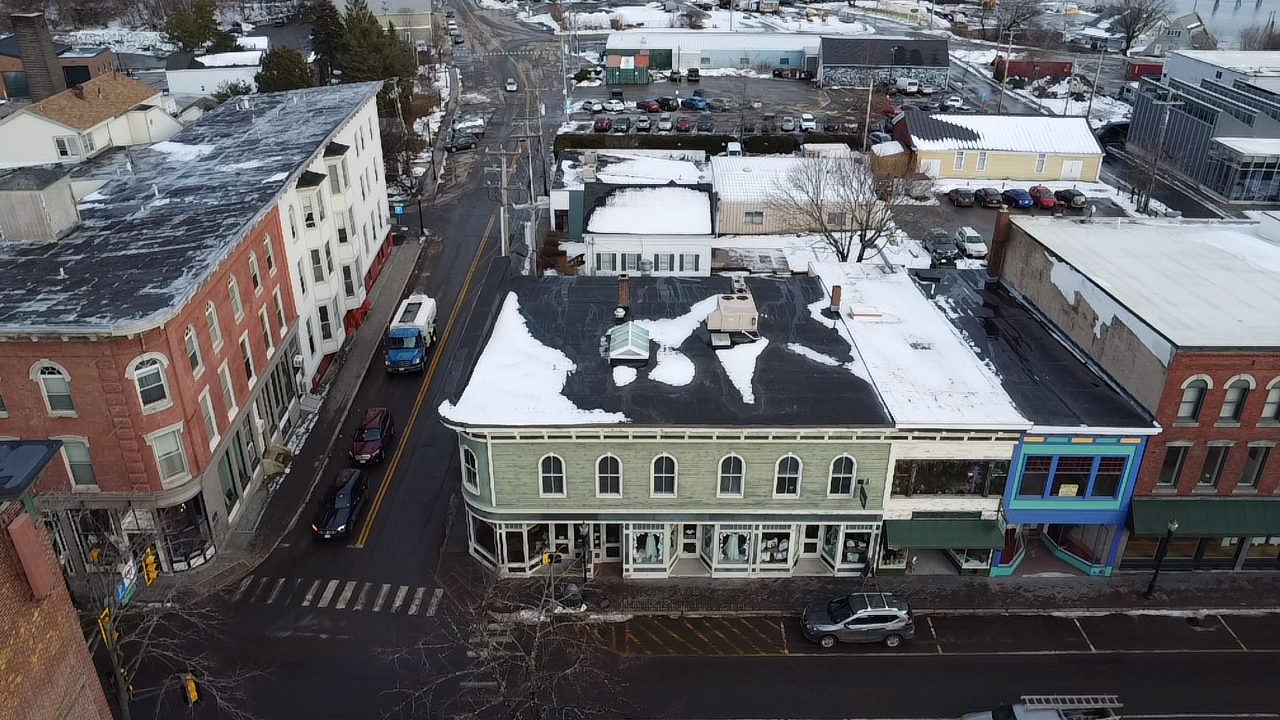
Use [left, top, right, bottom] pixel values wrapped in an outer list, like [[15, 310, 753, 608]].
[[1, 0, 1280, 718]]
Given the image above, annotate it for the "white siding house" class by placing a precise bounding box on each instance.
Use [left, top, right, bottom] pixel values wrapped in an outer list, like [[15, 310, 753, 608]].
[[582, 186, 715, 277], [165, 51, 263, 95]]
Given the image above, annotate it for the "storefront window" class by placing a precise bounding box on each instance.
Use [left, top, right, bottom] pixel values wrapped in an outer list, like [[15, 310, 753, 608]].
[[504, 530, 527, 565], [217, 452, 241, 514], [822, 525, 839, 565], [73, 509, 119, 571], [759, 528, 791, 565], [472, 515, 497, 564], [157, 496, 214, 571], [632, 529, 665, 565], [718, 527, 750, 565], [892, 460, 1009, 496], [841, 529, 871, 566], [1245, 537, 1280, 568]]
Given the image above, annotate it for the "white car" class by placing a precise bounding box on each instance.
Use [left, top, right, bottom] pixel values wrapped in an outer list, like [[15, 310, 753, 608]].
[[657, 113, 673, 132], [944, 95, 964, 109], [953, 226, 987, 258], [603, 99, 626, 113], [505, 77, 518, 92], [799, 113, 816, 131]]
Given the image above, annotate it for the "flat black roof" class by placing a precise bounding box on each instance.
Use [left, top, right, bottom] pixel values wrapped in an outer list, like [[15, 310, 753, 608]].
[[453, 274, 893, 427], [911, 270, 1153, 429]]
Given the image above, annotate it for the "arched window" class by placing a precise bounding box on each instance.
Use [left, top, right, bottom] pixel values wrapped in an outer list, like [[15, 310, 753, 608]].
[[718, 454, 744, 497], [228, 277, 244, 320], [1177, 377, 1210, 421], [130, 356, 169, 408], [651, 454, 677, 496], [1220, 376, 1254, 422], [33, 362, 74, 415], [1263, 379, 1280, 423], [461, 446, 479, 491], [184, 326, 202, 374], [248, 254, 262, 292], [539, 454, 565, 497], [597, 455, 621, 496], [205, 301, 223, 349], [774, 454, 802, 496], [829, 455, 857, 495]]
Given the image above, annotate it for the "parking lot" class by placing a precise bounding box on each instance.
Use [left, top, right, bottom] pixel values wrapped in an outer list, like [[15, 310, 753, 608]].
[[607, 612, 1280, 657], [891, 190, 1129, 252]]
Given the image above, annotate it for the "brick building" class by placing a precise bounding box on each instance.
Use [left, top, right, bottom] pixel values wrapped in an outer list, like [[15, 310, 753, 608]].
[[0, 82, 383, 579], [0, 14, 115, 101], [991, 215, 1280, 572], [1, 441, 112, 720]]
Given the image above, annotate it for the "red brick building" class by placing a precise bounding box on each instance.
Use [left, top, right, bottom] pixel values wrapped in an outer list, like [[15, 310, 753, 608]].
[[993, 216, 1280, 572], [0, 83, 379, 578], [0, 15, 116, 100], [1, 441, 112, 720]]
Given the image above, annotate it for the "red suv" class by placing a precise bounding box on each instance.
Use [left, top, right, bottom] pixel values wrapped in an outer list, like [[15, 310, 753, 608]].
[[675, 115, 692, 132], [350, 407, 395, 464], [593, 117, 611, 133], [1028, 185, 1057, 209]]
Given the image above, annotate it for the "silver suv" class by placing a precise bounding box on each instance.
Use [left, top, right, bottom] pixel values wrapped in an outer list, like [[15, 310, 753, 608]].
[[801, 592, 915, 649]]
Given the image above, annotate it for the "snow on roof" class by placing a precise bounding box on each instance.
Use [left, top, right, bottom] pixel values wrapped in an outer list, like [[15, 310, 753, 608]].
[[238, 36, 270, 51], [1012, 216, 1280, 349], [0, 82, 381, 334], [710, 156, 806, 203], [809, 262, 1029, 430], [586, 186, 711, 235], [439, 293, 630, 426], [1212, 137, 1280, 156], [905, 114, 1103, 155], [710, 233, 838, 273], [1173, 50, 1280, 76], [595, 156, 709, 185], [194, 50, 263, 67], [871, 140, 905, 156], [605, 31, 818, 52]]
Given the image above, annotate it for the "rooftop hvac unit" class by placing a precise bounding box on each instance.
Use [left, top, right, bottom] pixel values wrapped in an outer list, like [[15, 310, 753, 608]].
[[707, 293, 759, 333]]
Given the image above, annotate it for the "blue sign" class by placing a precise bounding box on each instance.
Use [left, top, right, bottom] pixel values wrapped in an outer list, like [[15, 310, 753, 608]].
[[981, 92, 989, 102], [394, 204, 404, 215]]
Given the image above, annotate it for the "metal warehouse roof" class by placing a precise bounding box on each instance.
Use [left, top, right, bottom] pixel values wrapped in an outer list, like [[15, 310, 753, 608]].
[[606, 31, 818, 52], [904, 113, 1103, 155]]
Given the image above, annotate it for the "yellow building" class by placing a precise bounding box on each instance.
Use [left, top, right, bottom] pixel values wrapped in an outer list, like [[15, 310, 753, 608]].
[[899, 114, 1103, 183]]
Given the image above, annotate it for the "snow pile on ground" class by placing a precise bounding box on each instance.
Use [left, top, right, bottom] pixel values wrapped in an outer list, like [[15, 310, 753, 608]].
[[519, 12, 561, 32], [575, 78, 603, 88], [150, 141, 215, 161], [635, 295, 720, 388], [612, 4, 678, 28], [460, 92, 490, 105], [440, 293, 629, 425], [55, 25, 175, 56], [571, 11, 614, 30], [586, 186, 711, 234], [477, 0, 517, 10], [951, 49, 998, 66], [429, 66, 450, 98], [760, 15, 875, 35], [696, 67, 770, 78], [949, 49, 1131, 128], [716, 338, 770, 404]]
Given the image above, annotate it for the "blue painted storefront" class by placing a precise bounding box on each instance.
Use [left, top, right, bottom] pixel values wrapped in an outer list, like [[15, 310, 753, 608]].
[[992, 434, 1149, 577]]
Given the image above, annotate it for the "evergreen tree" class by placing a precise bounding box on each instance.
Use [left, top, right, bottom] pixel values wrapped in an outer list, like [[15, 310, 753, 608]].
[[164, 0, 220, 53], [207, 31, 244, 54], [255, 46, 316, 92], [334, 0, 392, 83], [309, 0, 345, 84], [212, 80, 253, 102]]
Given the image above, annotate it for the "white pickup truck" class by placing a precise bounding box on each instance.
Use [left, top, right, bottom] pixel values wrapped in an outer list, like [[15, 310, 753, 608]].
[[963, 695, 1121, 720]]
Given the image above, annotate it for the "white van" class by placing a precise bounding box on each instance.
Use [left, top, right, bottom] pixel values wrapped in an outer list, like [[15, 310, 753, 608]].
[[725, 141, 743, 156], [894, 77, 920, 95], [953, 226, 987, 258]]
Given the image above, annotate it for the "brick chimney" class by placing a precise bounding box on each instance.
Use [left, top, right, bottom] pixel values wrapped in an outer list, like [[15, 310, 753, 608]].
[[829, 284, 841, 314], [12, 13, 67, 102], [987, 208, 1012, 280]]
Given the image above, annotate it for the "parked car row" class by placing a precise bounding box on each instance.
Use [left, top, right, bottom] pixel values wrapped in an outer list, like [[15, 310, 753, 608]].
[[593, 112, 714, 134], [947, 185, 1090, 211], [311, 407, 397, 540]]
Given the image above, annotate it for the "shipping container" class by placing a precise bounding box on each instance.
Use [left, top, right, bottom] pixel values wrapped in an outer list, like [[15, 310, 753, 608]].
[[605, 67, 651, 85], [994, 58, 1074, 82], [1125, 60, 1164, 82]]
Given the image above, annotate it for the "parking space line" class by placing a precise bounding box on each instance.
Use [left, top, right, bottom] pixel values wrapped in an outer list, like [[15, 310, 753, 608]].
[[373, 583, 391, 612], [1217, 616, 1249, 651], [666, 621, 714, 654], [266, 578, 286, 605], [630, 624, 675, 654], [708, 621, 756, 654], [317, 580, 340, 608], [301, 580, 321, 607], [738, 617, 782, 646], [927, 617, 943, 653], [230, 576, 254, 603], [683, 619, 728, 654], [778, 620, 789, 655], [1072, 617, 1097, 653]]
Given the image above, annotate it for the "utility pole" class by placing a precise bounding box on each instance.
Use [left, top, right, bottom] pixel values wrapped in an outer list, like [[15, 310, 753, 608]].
[[1085, 45, 1106, 125], [483, 153, 511, 256], [1139, 97, 1183, 215], [995, 29, 1017, 115]]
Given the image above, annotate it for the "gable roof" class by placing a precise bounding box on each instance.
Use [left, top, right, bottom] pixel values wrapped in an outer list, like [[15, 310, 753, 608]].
[[25, 72, 161, 131], [821, 37, 949, 68], [0, 164, 70, 191], [903, 113, 1104, 155]]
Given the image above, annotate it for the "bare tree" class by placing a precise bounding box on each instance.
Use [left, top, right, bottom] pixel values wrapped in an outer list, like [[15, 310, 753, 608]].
[[767, 155, 897, 263], [1106, 0, 1171, 55], [978, 0, 1044, 40], [1240, 21, 1280, 50], [382, 569, 626, 719]]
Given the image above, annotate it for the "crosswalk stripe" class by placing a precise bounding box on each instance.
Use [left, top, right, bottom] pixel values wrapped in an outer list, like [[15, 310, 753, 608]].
[[408, 587, 426, 615], [231, 576, 254, 603], [266, 578, 287, 604], [317, 580, 340, 608], [284, 578, 302, 604], [249, 577, 272, 604], [353, 582, 373, 611], [426, 588, 444, 616], [373, 583, 392, 612], [335, 581, 357, 609], [391, 585, 409, 614], [301, 580, 321, 607]]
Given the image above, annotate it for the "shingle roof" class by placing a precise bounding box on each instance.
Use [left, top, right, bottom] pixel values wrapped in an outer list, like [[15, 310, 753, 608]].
[[26, 72, 161, 131], [0, 82, 382, 334], [821, 37, 948, 67], [903, 113, 1104, 155], [0, 164, 70, 191]]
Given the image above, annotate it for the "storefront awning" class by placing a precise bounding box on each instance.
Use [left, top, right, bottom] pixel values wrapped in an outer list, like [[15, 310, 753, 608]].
[[883, 519, 1004, 549], [1130, 498, 1280, 537]]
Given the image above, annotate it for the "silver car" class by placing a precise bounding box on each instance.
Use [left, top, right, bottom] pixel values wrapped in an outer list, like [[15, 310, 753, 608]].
[[801, 592, 915, 649]]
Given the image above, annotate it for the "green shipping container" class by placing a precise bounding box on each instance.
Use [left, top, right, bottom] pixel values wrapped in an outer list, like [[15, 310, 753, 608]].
[[605, 67, 650, 85]]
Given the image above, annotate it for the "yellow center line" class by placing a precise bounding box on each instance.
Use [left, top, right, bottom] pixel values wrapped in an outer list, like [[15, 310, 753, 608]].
[[353, 211, 495, 548]]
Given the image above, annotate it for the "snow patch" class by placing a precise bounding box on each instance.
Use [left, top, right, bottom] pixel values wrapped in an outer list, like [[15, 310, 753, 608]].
[[261, 171, 290, 183], [460, 92, 491, 105], [194, 50, 263, 67], [716, 338, 769, 404], [648, 347, 696, 386], [439, 293, 630, 425], [519, 12, 562, 32], [613, 365, 638, 386], [786, 343, 840, 366], [1046, 253, 1175, 365], [634, 295, 719, 388], [150, 141, 215, 162]]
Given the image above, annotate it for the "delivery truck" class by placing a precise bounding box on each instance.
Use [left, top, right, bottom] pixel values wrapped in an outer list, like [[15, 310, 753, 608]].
[[384, 294, 437, 373]]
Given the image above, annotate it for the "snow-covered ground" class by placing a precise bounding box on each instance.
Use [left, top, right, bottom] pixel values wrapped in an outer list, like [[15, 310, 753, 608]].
[[54, 25, 175, 56], [950, 48, 1132, 129], [519, 12, 562, 32]]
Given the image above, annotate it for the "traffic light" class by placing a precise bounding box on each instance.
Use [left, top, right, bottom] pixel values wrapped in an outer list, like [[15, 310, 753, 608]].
[[181, 673, 200, 704], [541, 552, 562, 566], [141, 547, 159, 586]]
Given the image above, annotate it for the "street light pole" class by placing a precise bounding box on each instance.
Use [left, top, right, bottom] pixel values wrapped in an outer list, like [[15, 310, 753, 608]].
[[864, 47, 900, 151], [1085, 45, 1106, 124], [1143, 519, 1179, 599]]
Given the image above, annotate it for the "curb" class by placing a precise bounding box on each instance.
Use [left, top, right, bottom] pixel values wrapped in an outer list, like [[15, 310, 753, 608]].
[[603, 606, 1280, 621]]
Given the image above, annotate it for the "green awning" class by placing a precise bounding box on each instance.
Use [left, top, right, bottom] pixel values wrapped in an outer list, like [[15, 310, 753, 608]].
[[1130, 497, 1280, 537], [883, 518, 1004, 549]]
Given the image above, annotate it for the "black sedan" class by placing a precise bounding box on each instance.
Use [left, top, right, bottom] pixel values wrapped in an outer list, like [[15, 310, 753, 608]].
[[311, 469, 368, 540], [444, 132, 477, 152], [974, 187, 1003, 207], [947, 187, 975, 207], [1055, 188, 1089, 209]]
